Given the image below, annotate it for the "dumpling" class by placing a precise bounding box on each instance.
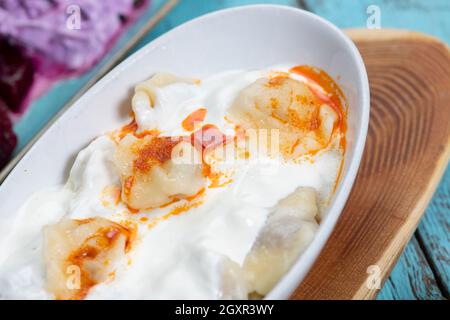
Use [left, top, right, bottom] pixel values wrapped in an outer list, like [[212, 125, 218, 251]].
[[43, 217, 132, 300], [132, 73, 194, 113], [114, 134, 206, 210], [227, 77, 338, 158], [132, 73, 200, 132], [243, 187, 319, 296], [229, 77, 317, 126]]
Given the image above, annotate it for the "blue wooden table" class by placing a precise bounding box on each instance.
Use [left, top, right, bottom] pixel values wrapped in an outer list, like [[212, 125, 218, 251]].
[[12, 0, 450, 299]]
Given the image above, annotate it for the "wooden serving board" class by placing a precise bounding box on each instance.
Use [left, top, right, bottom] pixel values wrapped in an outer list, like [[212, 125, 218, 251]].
[[291, 29, 450, 300]]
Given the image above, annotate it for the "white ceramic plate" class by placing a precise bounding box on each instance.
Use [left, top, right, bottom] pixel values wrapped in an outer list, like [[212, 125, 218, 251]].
[[0, 5, 369, 299]]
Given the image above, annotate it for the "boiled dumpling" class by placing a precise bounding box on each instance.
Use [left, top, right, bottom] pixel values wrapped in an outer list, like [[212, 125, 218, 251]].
[[132, 73, 196, 113], [243, 187, 319, 295], [132, 73, 200, 132], [227, 77, 338, 158], [43, 217, 132, 300], [229, 77, 318, 126], [114, 134, 206, 210]]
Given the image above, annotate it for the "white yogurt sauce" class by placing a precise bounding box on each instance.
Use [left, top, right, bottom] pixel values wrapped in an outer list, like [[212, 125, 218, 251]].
[[0, 66, 342, 299]]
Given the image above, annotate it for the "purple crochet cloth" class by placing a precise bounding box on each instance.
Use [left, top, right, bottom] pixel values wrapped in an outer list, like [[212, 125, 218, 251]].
[[0, 0, 148, 74], [0, 0, 149, 115]]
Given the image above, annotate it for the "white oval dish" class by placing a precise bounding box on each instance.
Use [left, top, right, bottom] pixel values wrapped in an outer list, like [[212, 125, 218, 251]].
[[0, 5, 369, 299]]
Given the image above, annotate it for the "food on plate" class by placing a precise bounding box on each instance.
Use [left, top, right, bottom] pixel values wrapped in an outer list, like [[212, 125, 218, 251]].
[[243, 187, 318, 295], [44, 217, 133, 300], [114, 135, 206, 210], [0, 65, 346, 299]]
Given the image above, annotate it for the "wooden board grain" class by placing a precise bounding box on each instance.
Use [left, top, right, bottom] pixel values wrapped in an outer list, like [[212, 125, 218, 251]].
[[301, 0, 450, 299], [291, 29, 450, 300]]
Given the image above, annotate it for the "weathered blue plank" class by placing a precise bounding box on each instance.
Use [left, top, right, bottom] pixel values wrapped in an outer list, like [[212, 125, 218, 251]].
[[304, 0, 450, 44], [417, 167, 450, 296], [377, 237, 444, 300]]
